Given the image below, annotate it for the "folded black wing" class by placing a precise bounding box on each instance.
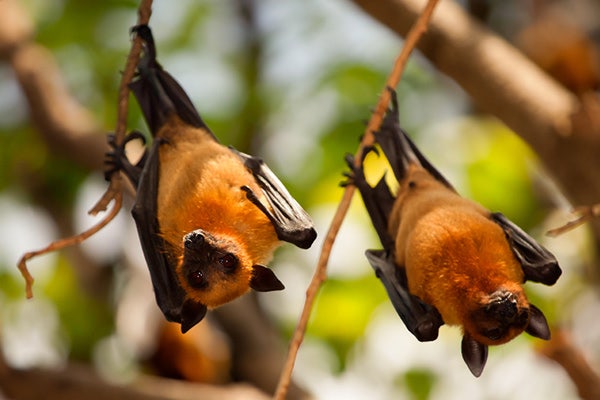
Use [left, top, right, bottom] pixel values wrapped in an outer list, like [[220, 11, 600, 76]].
[[230, 148, 316, 249], [131, 140, 185, 322], [129, 24, 215, 138], [491, 212, 562, 285], [366, 250, 443, 341], [345, 101, 444, 341], [374, 88, 454, 191]]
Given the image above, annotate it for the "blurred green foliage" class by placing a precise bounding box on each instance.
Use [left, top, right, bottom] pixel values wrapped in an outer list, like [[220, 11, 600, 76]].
[[0, 1, 575, 398]]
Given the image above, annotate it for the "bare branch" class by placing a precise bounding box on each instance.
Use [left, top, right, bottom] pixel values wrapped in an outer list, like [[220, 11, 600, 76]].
[[349, 0, 600, 252], [0, 355, 269, 400], [274, 1, 441, 398], [538, 328, 600, 400], [1, 0, 107, 171]]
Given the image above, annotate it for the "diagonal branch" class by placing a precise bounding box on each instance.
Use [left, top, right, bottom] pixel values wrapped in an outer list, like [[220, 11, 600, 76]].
[[17, 0, 153, 298], [273, 1, 440, 399], [349, 0, 600, 248]]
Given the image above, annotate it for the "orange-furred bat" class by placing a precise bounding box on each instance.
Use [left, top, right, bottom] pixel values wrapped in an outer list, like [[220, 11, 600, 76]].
[[106, 25, 316, 333], [346, 89, 561, 377]]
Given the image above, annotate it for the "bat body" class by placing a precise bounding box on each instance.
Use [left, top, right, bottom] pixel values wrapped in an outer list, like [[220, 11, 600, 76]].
[[348, 89, 561, 376], [154, 117, 280, 308], [392, 173, 528, 346], [107, 25, 316, 333]]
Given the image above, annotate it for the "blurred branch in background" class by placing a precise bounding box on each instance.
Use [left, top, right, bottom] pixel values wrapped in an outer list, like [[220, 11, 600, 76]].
[[0, 0, 105, 171], [214, 296, 311, 399], [0, 347, 270, 400], [538, 328, 600, 400], [0, 0, 112, 298], [349, 0, 600, 257], [1, 0, 310, 398]]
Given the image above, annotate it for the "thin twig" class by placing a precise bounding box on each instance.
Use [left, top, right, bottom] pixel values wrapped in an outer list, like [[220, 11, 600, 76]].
[[90, 0, 153, 214], [547, 204, 600, 237], [17, 194, 123, 298], [273, 1, 440, 399], [17, 0, 153, 298]]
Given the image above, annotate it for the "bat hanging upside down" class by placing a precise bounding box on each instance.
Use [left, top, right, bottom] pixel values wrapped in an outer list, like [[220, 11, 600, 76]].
[[106, 25, 316, 333], [346, 88, 561, 377]]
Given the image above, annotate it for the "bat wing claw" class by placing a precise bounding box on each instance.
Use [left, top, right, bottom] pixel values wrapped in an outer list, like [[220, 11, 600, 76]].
[[233, 148, 316, 249]]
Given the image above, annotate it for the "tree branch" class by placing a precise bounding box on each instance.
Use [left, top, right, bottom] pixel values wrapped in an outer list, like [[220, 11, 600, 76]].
[[274, 1, 441, 398], [0, 0, 106, 171], [0, 353, 269, 400], [349, 0, 600, 245], [538, 328, 600, 400]]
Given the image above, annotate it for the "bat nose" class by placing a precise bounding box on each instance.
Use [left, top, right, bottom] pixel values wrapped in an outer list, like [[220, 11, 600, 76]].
[[486, 290, 518, 322], [184, 231, 205, 249]]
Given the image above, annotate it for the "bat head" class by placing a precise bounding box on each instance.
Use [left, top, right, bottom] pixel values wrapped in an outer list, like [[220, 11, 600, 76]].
[[465, 287, 552, 345], [461, 289, 551, 376], [177, 229, 284, 310], [466, 288, 531, 346]]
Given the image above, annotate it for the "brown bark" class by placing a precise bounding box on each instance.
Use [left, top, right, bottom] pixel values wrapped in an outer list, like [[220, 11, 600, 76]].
[[538, 328, 600, 400], [0, 0, 106, 172], [0, 356, 269, 400], [349, 0, 600, 247]]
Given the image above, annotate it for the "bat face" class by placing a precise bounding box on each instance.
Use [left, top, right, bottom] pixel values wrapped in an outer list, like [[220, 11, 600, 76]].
[[177, 230, 284, 309], [466, 289, 530, 346]]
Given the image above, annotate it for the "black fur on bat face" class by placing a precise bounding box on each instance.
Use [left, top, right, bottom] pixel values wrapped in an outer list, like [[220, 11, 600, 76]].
[[177, 230, 284, 308], [467, 289, 531, 345]]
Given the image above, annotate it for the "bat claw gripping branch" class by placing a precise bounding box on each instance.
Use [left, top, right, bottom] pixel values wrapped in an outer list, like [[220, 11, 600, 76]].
[[104, 131, 147, 185]]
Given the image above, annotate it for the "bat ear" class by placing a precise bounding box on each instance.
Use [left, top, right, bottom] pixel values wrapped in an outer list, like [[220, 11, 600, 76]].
[[250, 265, 285, 292], [180, 299, 208, 334], [461, 334, 488, 377], [525, 304, 551, 340]]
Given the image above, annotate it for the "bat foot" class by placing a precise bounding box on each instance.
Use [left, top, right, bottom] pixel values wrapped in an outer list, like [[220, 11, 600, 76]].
[[104, 131, 146, 184], [341, 151, 371, 188]]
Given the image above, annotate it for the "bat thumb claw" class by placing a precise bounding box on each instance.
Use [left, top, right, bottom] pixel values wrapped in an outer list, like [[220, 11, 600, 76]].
[[415, 320, 440, 342]]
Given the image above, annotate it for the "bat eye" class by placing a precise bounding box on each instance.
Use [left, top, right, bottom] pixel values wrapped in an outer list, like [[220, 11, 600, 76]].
[[218, 253, 238, 271], [188, 270, 208, 289]]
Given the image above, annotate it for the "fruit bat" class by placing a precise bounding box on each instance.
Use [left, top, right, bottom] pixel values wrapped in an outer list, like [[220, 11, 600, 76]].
[[346, 88, 561, 377], [106, 25, 316, 333]]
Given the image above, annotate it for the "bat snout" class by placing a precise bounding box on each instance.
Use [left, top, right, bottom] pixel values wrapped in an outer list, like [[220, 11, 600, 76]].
[[472, 290, 529, 343], [184, 230, 206, 250], [486, 290, 519, 322]]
